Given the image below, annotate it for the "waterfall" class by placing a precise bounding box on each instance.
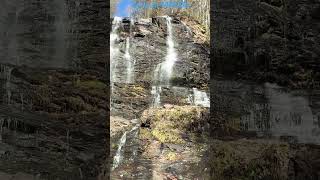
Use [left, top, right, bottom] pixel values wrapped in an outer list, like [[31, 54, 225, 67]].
[[130, 124, 140, 160], [125, 37, 134, 83], [163, 16, 178, 81], [54, 0, 67, 67], [192, 88, 210, 107], [151, 86, 162, 107], [151, 16, 178, 107], [110, 17, 122, 90], [154, 16, 178, 84], [112, 122, 140, 171], [112, 131, 127, 171]]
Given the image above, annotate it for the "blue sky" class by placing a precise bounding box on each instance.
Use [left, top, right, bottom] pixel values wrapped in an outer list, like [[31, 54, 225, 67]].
[[115, 0, 133, 17]]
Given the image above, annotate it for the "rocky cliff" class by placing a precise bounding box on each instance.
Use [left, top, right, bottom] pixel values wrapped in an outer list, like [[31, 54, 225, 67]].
[[212, 0, 320, 89], [111, 16, 209, 119], [0, 0, 108, 179], [110, 15, 210, 179]]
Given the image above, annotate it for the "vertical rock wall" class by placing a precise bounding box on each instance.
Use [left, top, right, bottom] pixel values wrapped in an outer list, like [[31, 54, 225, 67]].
[[0, 0, 108, 71], [212, 0, 320, 88]]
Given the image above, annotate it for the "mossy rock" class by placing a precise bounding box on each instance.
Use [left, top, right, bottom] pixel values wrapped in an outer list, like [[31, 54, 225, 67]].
[[151, 127, 185, 144], [139, 128, 153, 140], [141, 106, 208, 144], [145, 106, 203, 128], [165, 151, 178, 161]]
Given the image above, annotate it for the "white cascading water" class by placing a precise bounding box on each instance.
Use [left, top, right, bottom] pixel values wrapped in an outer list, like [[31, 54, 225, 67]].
[[151, 86, 162, 107], [112, 131, 127, 171], [110, 17, 122, 88], [163, 16, 178, 81], [152, 16, 177, 107], [125, 37, 134, 83], [112, 121, 140, 170], [130, 124, 140, 160], [192, 88, 210, 107], [155, 16, 178, 84]]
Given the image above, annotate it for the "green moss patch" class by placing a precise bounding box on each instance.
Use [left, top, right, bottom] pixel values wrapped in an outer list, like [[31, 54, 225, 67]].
[[141, 106, 208, 144], [139, 128, 153, 140]]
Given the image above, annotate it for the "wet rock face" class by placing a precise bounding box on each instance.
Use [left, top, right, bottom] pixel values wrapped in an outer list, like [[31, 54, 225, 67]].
[[0, 67, 107, 179], [113, 16, 209, 88], [0, 0, 108, 179], [0, 0, 108, 70], [111, 16, 210, 119], [212, 0, 320, 88], [110, 16, 210, 179]]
